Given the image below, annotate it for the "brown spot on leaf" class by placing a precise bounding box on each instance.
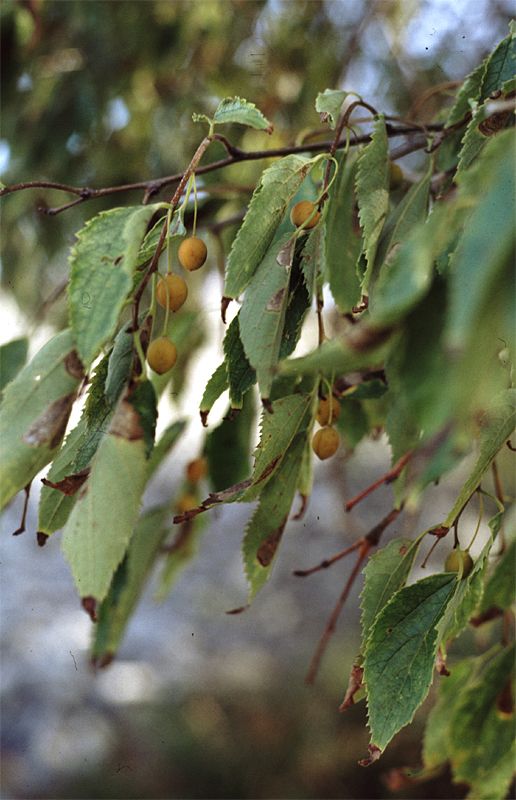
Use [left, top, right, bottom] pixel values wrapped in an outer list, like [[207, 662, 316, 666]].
[[65, 350, 85, 380], [496, 678, 514, 718], [257, 518, 287, 566], [23, 393, 75, 449], [267, 287, 286, 311], [109, 398, 144, 441], [429, 525, 449, 539], [41, 468, 90, 496]]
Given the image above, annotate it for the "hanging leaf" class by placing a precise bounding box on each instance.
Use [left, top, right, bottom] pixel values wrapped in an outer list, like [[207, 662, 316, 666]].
[[438, 537, 492, 643], [364, 572, 456, 753], [445, 60, 488, 127], [443, 389, 515, 528], [243, 434, 306, 599], [224, 155, 312, 299], [323, 154, 362, 312], [422, 656, 479, 769], [212, 96, 273, 132], [0, 330, 84, 510], [372, 158, 432, 284], [206, 391, 255, 492], [300, 224, 323, 304], [239, 231, 294, 399], [92, 505, 170, 664], [200, 363, 229, 424], [223, 315, 256, 409], [279, 332, 392, 379], [479, 536, 516, 614], [0, 337, 28, 398], [147, 420, 187, 477], [448, 644, 516, 800], [360, 537, 420, 653], [447, 131, 515, 351], [61, 382, 157, 602], [355, 115, 389, 292], [156, 512, 207, 602], [480, 26, 516, 99], [315, 89, 350, 128], [69, 204, 163, 367]]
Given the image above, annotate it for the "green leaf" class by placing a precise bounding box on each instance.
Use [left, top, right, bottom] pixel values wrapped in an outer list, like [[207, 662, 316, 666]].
[[205, 391, 255, 491], [480, 26, 516, 99], [243, 392, 314, 502], [443, 389, 516, 528], [155, 512, 207, 602], [69, 204, 163, 367], [239, 231, 295, 399], [105, 323, 134, 406], [0, 330, 84, 510], [200, 362, 228, 422], [160, 310, 206, 400], [323, 154, 362, 312], [449, 644, 515, 800], [422, 656, 479, 769], [336, 398, 370, 449], [279, 247, 311, 359], [300, 224, 323, 304], [446, 131, 515, 351], [364, 572, 456, 752], [445, 59, 487, 127], [360, 537, 420, 653], [479, 536, 516, 614], [0, 337, 28, 397], [372, 158, 432, 283], [61, 384, 156, 602], [438, 538, 492, 643], [135, 210, 185, 268], [92, 506, 170, 663], [355, 115, 389, 291], [223, 315, 256, 409], [224, 155, 312, 299], [315, 89, 350, 128], [38, 418, 91, 536], [243, 434, 305, 599], [455, 106, 488, 175], [147, 419, 186, 478], [213, 96, 272, 132], [279, 331, 391, 379]]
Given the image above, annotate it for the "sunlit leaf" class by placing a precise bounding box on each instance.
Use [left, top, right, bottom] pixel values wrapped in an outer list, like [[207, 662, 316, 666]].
[[213, 96, 272, 131]]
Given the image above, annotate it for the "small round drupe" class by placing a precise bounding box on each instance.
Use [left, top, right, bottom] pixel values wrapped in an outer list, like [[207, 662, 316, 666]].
[[178, 237, 208, 271], [316, 396, 341, 426], [156, 273, 188, 311], [290, 200, 321, 230], [186, 457, 208, 484], [146, 337, 177, 374], [312, 426, 340, 460], [444, 549, 474, 578]]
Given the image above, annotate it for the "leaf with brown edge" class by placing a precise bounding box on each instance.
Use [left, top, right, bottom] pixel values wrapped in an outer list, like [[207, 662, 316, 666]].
[[0, 330, 84, 510], [41, 468, 90, 496]]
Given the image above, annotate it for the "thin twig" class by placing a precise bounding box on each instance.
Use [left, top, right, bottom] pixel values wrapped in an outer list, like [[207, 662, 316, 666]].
[[345, 452, 411, 512], [0, 124, 446, 215], [305, 542, 369, 685], [293, 540, 362, 577]]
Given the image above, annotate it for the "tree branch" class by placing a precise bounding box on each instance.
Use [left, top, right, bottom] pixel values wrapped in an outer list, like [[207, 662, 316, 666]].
[[0, 123, 446, 215]]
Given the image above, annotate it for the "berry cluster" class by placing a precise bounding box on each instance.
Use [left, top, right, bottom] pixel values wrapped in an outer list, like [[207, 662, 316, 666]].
[[312, 395, 341, 461], [146, 236, 208, 375]]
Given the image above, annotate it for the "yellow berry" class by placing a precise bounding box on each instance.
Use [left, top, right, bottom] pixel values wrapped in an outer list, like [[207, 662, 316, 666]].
[[316, 396, 341, 426], [389, 161, 404, 190], [290, 200, 321, 229], [312, 426, 340, 460], [444, 549, 474, 578], [178, 236, 207, 271], [176, 493, 198, 514], [186, 457, 208, 484], [156, 273, 188, 311], [146, 337, 177, 374]]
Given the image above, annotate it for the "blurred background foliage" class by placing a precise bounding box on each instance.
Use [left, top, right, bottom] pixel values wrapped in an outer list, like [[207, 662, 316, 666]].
[[1, 2, 514, 799], [0, 0, 512, 319]]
